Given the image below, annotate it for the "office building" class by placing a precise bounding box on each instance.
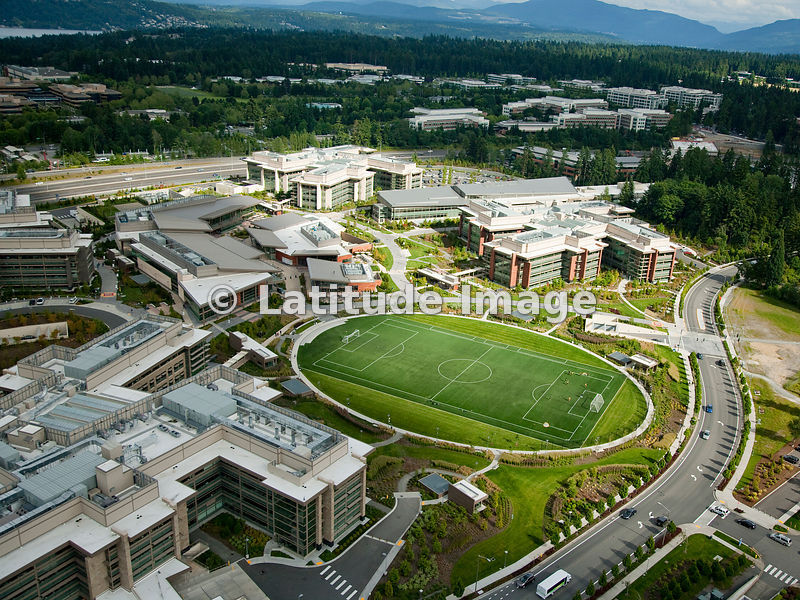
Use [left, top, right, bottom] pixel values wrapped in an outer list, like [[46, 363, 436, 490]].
[[555, 109, 620, 129], [457, 189, 676, 286], [306, 257, 381, 292], [0, 191, 53, 228], [617, 109, 672, 131], [0, 228, 94, 291], [48, 83, 122, 107], [605, 87, 666, 110], [4, 65, 72, 81], [512, 146, 643, 179], [494, 120, 559, 134], [247, 212, 372, 266], [487, 74, 538, 86], [244, 146, 421, 209], [659, 86, 722, 111], [373, 187, 466, 222], [408, 108, 489, 131], [670, 139, 719, 156], [0, 364, 370, 599]]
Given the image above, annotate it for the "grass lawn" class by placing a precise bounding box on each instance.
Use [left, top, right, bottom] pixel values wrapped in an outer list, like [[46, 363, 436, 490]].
[[618, 534, 740, 600], [628, 297, 671, 312], [299, 315, 641, 448], [274, 396, 385, 444], [369, 441, 492, 470], [596, 301, 644, 320], [786, 508, 800, 530], [118, 275, 173, 307], [736, 378, 800, 490], [452, 447, 664, 583], [712, 531, 758, 558], [728, 288, 800, 340], [374, 246, 394, 271]]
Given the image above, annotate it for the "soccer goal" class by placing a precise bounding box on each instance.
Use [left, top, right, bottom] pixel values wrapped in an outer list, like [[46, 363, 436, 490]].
[[589, 393, 604, 413], [342, 330, 360, 344]]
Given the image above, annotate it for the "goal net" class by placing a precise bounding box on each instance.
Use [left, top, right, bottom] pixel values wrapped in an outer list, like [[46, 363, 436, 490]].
[[342, 330, 360, 344], [589, 393, 604, 413]]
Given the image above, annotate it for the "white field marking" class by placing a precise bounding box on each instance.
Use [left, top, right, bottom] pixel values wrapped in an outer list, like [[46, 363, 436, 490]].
[[696, 308, 706, 330], [431, 347, 494, 401], [338, 331, 379, 352], [436, 359, 493, 384]]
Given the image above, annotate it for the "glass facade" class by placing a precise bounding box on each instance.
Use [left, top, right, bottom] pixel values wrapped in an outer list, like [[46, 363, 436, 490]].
[[129, 517, 175, 581], [0, 249, 93, 290], [0, 544, 89, 600]]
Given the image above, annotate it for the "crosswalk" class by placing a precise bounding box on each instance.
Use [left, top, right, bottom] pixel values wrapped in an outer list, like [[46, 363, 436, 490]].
[[763, 564, 798, 586], [319, 565, 359, 600]]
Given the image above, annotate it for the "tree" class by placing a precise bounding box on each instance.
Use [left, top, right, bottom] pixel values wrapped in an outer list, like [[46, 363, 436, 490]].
[[585, 581, 595, 596], [765, 229, 786, 287], [619, 179, 635, 207], [16, 163, 27, 181], [667, 521, 677, 534]]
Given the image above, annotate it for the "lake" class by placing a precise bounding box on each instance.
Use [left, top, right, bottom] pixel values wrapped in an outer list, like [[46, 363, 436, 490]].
[[0, 27, 101, 38]]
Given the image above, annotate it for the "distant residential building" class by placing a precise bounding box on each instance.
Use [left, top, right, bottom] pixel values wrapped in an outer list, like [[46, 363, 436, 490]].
[[4, 65, 72, 81], [0, 228, 95, 290], [660, 86, 722, 111], [408, 107, 489, 131]]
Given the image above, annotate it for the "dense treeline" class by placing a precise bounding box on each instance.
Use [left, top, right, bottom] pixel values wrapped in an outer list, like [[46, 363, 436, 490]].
[[2, 29, 800, 146]]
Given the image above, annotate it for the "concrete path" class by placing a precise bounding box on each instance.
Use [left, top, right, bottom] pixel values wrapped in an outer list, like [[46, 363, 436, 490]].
[[371, 430, 403, 448]]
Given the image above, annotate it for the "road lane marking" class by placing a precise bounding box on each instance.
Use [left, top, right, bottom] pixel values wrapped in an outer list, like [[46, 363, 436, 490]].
[[696, 308, 705, 330], [336, 579, 347, 590], [779, 573, 788, 582], [326, 569, 337, 581], [769, 567, 778, 575], [764, 564, 772, 571], [321, 566, 331, 575], [774, 570, 783, 579], [346, 590, 357, 600]]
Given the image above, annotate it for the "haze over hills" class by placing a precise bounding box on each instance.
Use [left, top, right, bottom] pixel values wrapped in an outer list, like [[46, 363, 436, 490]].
[[2, 0, 799, 53]]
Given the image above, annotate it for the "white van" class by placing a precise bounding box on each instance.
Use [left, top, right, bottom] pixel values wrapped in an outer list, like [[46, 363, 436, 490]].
[[537, 569, 572, 599]]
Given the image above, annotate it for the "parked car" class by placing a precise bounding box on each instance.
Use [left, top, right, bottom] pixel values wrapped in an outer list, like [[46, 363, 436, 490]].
[[654, 516, 670, 527], [516, 573, 536, 588], [716, 359, 724, 366], [35, 297, 44, 305], [710, 505, 729, 516], [736, 518, 757, 529], [620, 508, 637, 520], [701, 430, 711, 440], [68, 297, 78, 304], [705, 405, 713, 413], [697, 353, 704, 359], [157, 424, 169, 432], [768, 533, 792, 547], [28, 299, 36, 306], [783, 455, 799, 465]]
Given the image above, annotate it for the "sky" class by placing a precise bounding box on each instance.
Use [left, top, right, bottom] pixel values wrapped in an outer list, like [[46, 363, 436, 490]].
[[593, 0, 800, 31]]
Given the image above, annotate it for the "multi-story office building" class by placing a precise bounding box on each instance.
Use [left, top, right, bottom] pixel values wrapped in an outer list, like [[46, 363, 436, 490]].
[[408, 108, 489, 131], [48, 83, 122, 107], [605, 87, 666, 110], [555, 109, 620, 129], [0, 191, 53, 228], [4, 65, 72, 81], [0, 228, 94, 291], [0, 364, 370, 599], [659, 86, 723, 111], [453, 179, 677, 286], [512, 146, 643, 179], [244, 146, 421, 208], [373, 187, 466, 222], [617, 108, 673, 131], [487, 73, 537, 86], [247, 212, 372, 266]]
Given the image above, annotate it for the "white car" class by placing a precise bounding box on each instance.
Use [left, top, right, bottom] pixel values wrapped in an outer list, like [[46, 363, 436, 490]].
[[710, 505, 730, 516]]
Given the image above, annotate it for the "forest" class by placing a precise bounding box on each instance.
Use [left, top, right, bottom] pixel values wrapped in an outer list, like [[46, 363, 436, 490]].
[[1, 29, 800, 151]]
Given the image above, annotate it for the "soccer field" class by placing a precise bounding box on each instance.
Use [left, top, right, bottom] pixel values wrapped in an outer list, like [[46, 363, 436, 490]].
[[298, 315, 633, 448]]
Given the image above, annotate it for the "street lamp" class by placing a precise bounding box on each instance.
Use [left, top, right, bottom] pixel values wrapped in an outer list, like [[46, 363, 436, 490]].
[[245, 536, 250, 560], [504, 550, 509, 569], [474, 555, 494, 593]]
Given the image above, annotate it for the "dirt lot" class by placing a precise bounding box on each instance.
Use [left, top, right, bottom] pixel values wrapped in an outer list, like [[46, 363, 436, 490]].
[[726, 288, 800, 389], [695, 128, 766, 160]]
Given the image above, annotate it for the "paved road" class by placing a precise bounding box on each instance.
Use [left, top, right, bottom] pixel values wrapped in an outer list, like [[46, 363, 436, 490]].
[[242, 495, 421, 600], [473, 265, 792, 600], [12, 162, 246, 204]]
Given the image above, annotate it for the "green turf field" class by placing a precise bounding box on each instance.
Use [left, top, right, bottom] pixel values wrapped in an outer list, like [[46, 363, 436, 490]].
[[298, 315, 633, 448]]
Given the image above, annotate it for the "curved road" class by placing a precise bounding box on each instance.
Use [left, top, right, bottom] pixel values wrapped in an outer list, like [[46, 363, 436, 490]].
[[477, 265, 793, 600]]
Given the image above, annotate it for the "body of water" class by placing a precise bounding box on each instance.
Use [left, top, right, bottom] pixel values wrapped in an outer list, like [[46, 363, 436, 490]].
[[0, 27, 102, 38]]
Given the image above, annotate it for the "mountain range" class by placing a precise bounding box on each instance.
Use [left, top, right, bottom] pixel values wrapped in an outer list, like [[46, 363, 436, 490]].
[[2, 0, 799, 54]]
